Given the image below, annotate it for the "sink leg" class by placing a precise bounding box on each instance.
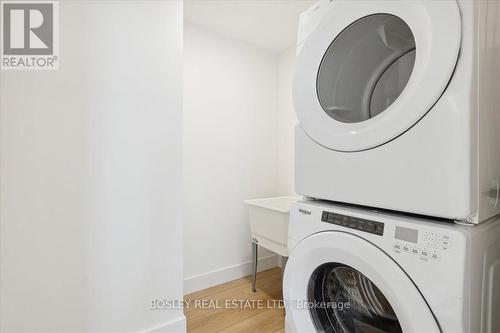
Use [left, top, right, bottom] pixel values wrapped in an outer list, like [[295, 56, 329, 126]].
[[252, 241, 258, 292], [281, 256, 288, 316]]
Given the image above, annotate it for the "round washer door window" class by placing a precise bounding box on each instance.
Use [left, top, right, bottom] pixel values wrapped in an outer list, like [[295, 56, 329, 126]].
[[308, 263, 402, 333], [317, 14, 415, 123], [283, 231, 440, 333]]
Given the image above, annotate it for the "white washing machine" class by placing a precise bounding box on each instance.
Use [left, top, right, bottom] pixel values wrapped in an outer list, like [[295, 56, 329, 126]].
[[293, 0, 500, 224], [283, 200, 500, 332]]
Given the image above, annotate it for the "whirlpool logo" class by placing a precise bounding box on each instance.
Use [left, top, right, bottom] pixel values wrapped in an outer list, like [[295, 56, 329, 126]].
[[298, 208, 312, 215], [1, 1, 58, 70]]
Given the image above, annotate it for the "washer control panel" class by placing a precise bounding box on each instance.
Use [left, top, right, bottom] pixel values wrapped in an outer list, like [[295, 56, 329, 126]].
[[321, 211, 384, 236], [392, 229, 451, 262]]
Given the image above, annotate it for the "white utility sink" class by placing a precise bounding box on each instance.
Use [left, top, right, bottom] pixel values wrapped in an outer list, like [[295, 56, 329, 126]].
[[244, 196, 301, 257], [245, 195, 301, 291]]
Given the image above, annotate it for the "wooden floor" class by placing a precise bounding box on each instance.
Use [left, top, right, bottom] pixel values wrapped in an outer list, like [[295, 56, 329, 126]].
[[184, 267, 285, 333]]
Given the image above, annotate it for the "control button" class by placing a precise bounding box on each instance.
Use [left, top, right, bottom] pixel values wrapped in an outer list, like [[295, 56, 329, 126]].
[[321, 211, 328, 222], [402, 246, 410, 253], [420, 250, 429, 257], [411, 248, 419, 255], [393, 244, 401, 252], [430, 253, 440, 261]]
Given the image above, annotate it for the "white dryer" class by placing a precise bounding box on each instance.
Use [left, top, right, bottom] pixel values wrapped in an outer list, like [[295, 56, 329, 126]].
[[283, 200, 500, 332], [293, 0, 500, 223]]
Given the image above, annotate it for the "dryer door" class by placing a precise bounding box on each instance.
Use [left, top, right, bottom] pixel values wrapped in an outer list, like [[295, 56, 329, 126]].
[[283, 232, 440, 332], [293, 1, 461, 152]]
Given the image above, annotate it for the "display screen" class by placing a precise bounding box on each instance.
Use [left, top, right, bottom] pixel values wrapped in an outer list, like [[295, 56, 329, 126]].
[[394, 226, 418, 243]]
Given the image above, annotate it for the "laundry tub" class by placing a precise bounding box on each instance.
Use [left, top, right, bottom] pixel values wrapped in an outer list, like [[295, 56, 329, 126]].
[[244, 195, 301, 291]]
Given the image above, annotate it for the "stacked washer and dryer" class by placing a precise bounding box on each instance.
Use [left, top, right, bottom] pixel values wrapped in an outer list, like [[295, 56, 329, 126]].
[[283, 1, 500, 332]]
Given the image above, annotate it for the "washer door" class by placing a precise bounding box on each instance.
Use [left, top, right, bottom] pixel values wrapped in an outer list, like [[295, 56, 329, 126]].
[[293, 1, 461, 151], [283, 232, 440, 332]]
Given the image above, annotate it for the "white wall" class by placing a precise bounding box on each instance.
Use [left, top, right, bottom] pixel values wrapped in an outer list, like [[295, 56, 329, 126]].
[[183, 24, 282, 294], [0, 1, 185, 332], [276, 48, 298, 195]]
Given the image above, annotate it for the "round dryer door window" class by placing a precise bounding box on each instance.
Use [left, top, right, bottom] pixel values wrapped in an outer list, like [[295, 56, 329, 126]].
[[317, 14, 415, 124], [293, 1, 461, 151]]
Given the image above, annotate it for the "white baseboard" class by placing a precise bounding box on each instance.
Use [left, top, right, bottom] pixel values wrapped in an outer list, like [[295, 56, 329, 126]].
[[146, 315, 186, 333], [184, 254, 279, 295]]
